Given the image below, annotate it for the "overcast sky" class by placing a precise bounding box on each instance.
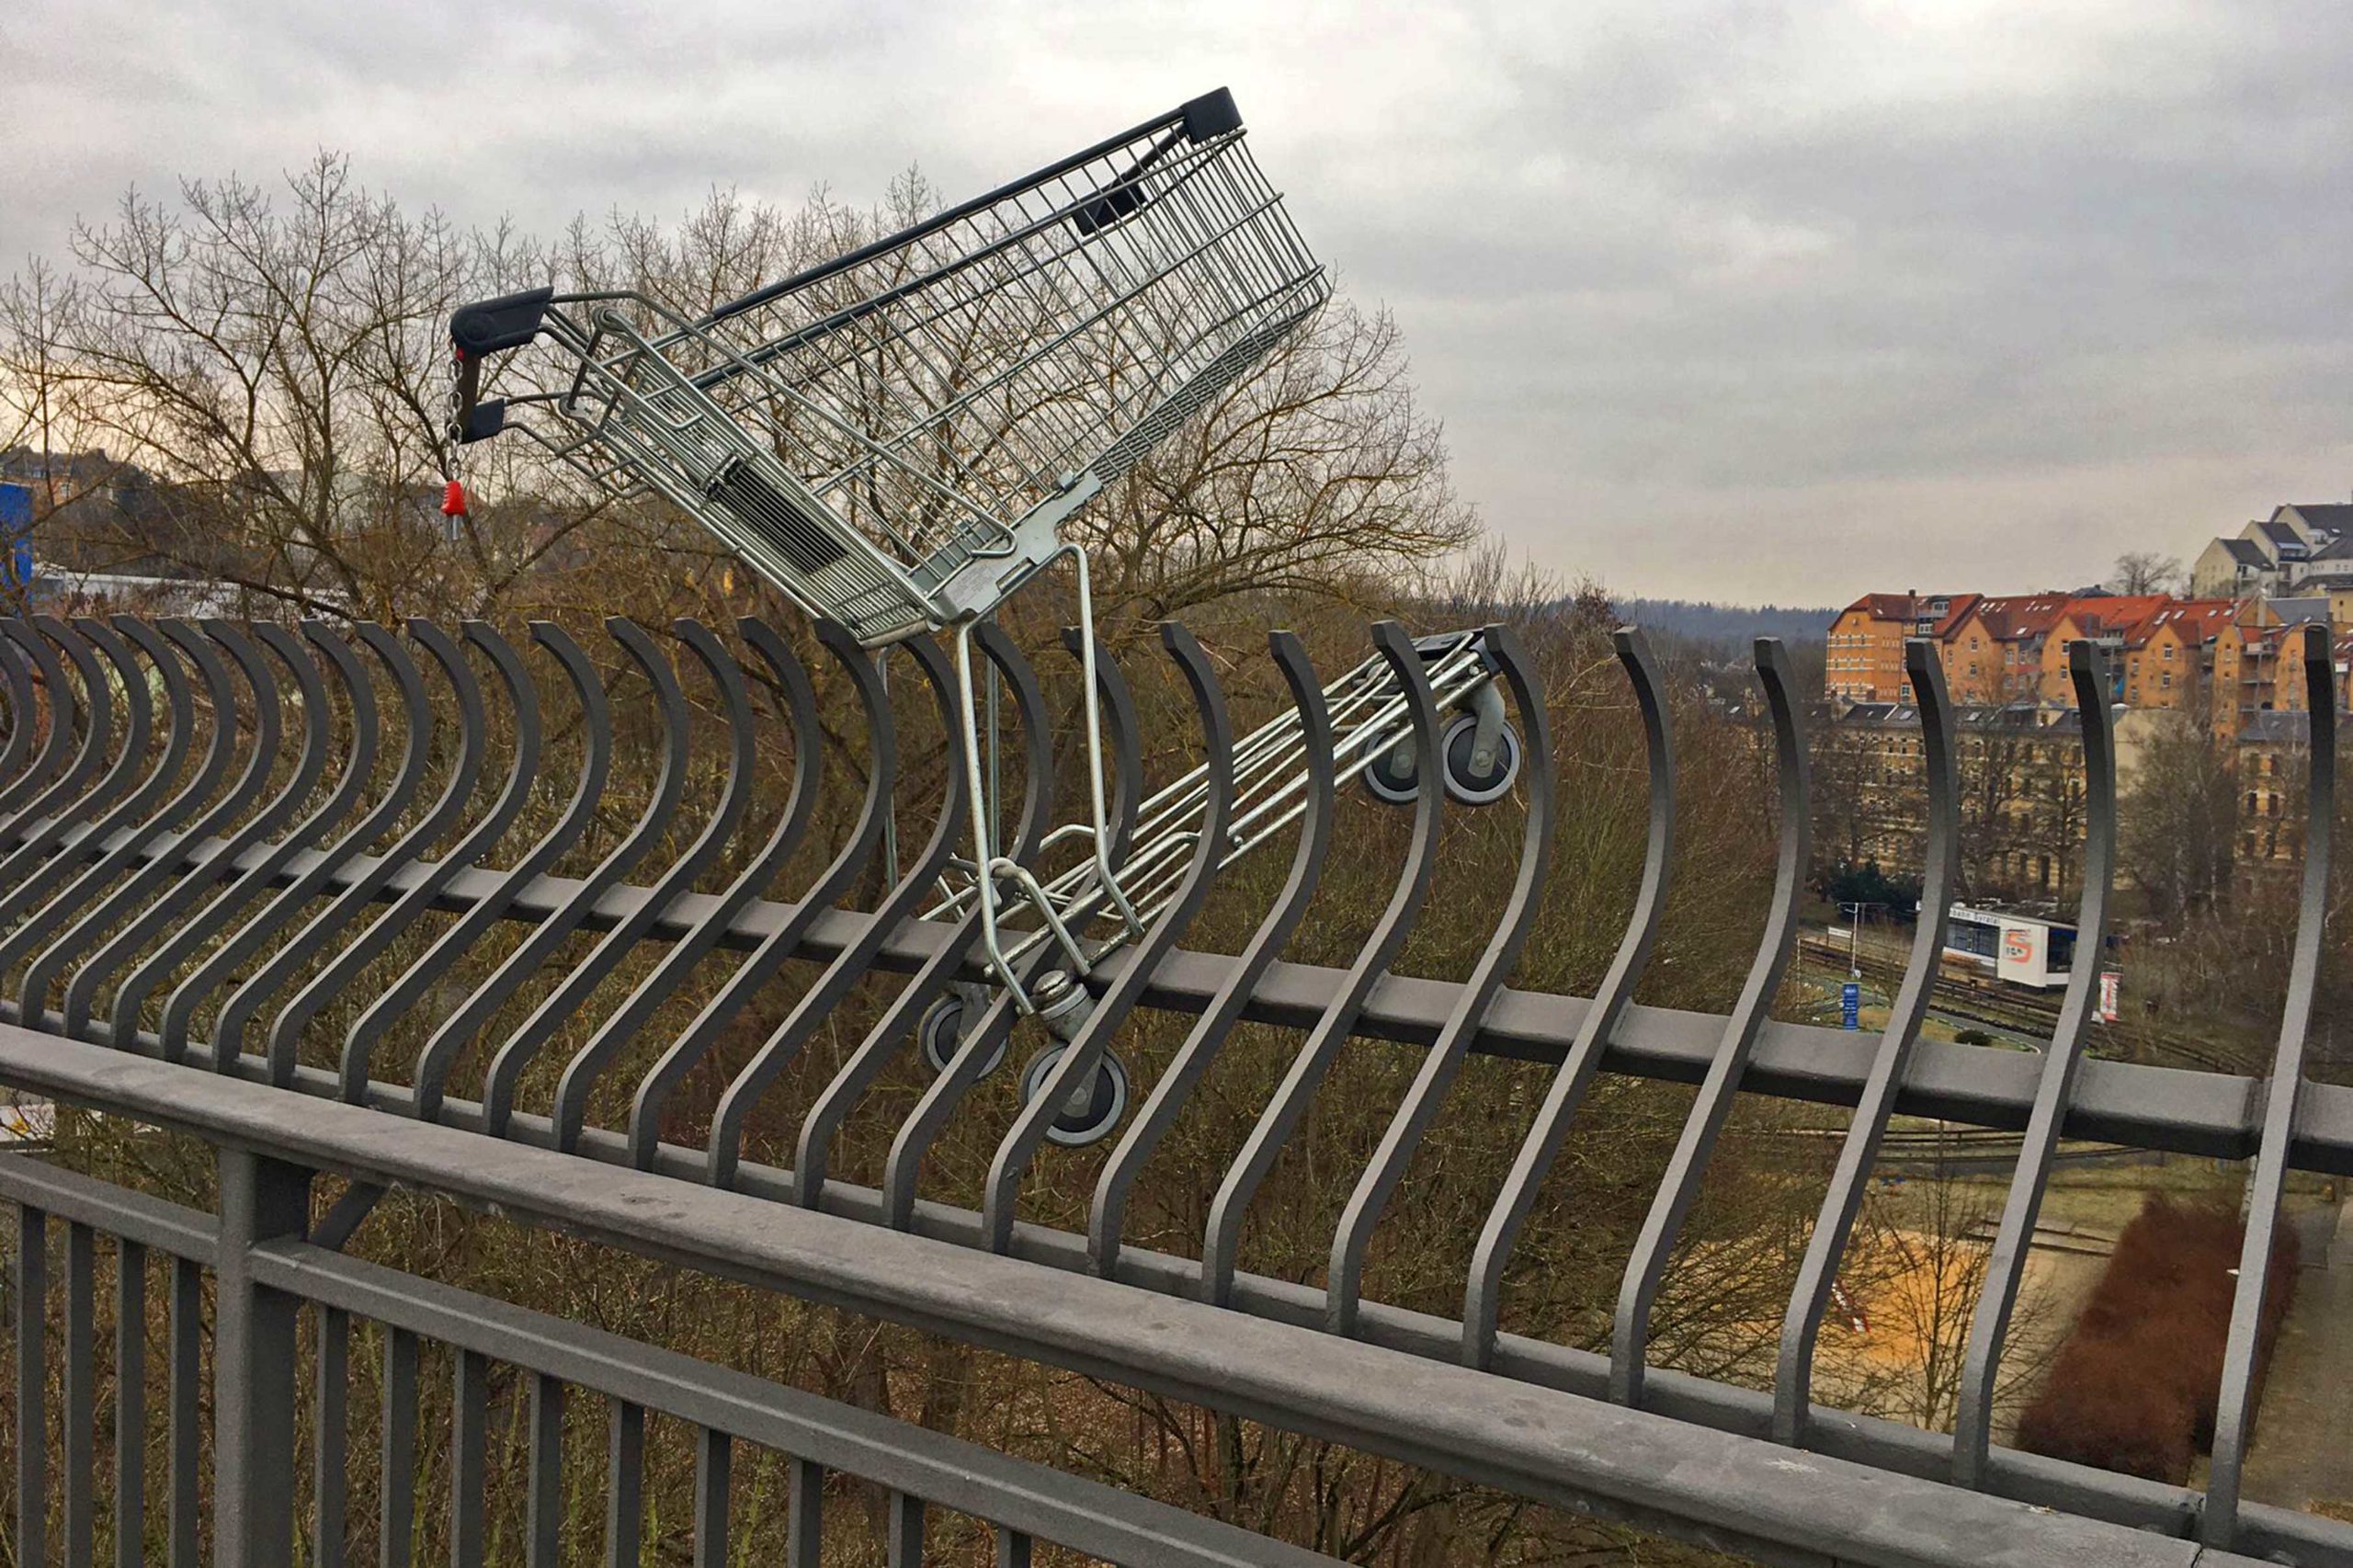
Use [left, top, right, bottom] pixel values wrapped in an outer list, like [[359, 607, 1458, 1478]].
[[6, 0, 2349, 606]]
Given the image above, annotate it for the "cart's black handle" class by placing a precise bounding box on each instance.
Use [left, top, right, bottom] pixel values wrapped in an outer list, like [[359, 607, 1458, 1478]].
[[447, 286, 552, 443]]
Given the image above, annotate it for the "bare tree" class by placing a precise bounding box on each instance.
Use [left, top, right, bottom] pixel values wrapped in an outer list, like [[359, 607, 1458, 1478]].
[[2109, 551, 2184, 597]]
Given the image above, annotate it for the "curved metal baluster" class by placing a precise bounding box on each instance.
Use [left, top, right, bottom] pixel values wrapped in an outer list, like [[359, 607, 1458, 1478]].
[[1610, 637, 1807, 1409], [551, 619, 824, 1153], [1199, 620, 1447, 1308], [0, 619, 79, 829], [168, 623, 430, 1068], [1064, 626, 1143, 867], [1088, 631, 1336, 1278], [623, 621, 862, 1171], [0, 619, 126, 896], [979, 624, 1233, 1254], [1327, 625, 1555, 1335], [412, 619, 678, 1125], [0, 633, 36, 804], [212, 620, 484, 1085], [1462, 627, 1674, 1368], [690, 633, 950, 1194], [483, 619, 753, 1139], [115, 624, 363, 1055], [0, 619, 193, 978], [859, 628, 1058, 1226], [2202, 622, 2336, 1551], [677, 633, 959, 1180], [343, 625, 608, 1102], [1951, 642, 2115, 1486], [12, 620, 229, 1017], [53, 621, 291, 1040], [1773, 640, 1957, 1444], [289, 623, 540, 1091]]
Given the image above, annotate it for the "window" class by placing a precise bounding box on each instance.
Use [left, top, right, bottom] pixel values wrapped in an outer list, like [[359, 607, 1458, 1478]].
[[2161, 672, 2172, 690], [2164, 644, 2174, 661]]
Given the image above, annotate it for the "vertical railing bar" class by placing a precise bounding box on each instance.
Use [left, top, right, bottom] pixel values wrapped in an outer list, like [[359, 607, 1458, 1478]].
[[788, 624, 1043, 1208], [167, 1255, 200, 1568], [886, 1489, 925, 1568], [297, 620, 540, 1093], [674, 630, 955, 1182], [1329, 625, 1553, 1335], [786, 1456, 823, 1568], [476, 622, 698, 1137], [693, 1426, 733, 1568], [113, 1236, 146, 1568], [108, 622, 355, 1055], [230, 619, 489, 1086], [2202, 620, 2336, 1549], [381, 1326, 418, 1568], [1199, 620, 1446, 1308], [1610, 636, 1808, 1408], [525, 1373, 565, 1568], [46, 619, 276, 1041], [165, 623, 426, 1067], [1, 618, 199, 994], [0, 619, 136, 909], [553, 619, 815, 1154], [606, 1398, 645, 1568], [315, 1305, 350, 1568], [214, 1149, 310, 1568], [1089, 630, 1335, 1278], [980, 624, 1233, 1254], [451, 1348, 490, 1568], [63, 1221, 96, 1567], [995, 1524, 1034, 1568], [1464, 625, 1674, 1368], [1773, 639, 1959, 1445], [348, 624, 608, 1101], [411, 619, 668, 1127], [0, 619, 81, 832], [873, 628, 1062, 1231], [1951, 641, 2116, 1485], [0, 629, 39, 816], [16, 1204, 48, 1568]]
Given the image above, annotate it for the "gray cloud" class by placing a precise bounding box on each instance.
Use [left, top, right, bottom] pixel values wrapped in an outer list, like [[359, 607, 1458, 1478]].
[[5, 0, 2348, 604]]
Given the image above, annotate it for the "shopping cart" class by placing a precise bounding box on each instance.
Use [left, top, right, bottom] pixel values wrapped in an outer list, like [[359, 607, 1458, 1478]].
[[448, 90, 1520, 1119]]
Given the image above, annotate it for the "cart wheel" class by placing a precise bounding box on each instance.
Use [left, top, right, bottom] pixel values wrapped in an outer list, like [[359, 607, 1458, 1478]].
[[918, 993, 1006, 1078], [1017, 1046, 1130, 1147], [1440, 714, 1520, 807], [1361, 740, 1421, 807]]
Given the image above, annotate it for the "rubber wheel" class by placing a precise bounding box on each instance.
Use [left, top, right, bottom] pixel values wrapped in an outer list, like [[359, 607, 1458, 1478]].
[[1361, 740, 1420, 806], [1440, 714, 1520, 806], [917, 994, 1006, 1078], [1017, 1046, 1131, 1147]]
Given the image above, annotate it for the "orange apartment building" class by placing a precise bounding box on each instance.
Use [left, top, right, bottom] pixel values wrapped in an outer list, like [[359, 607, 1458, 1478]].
[[1934, 592, 2074, 703], [1826, 592, 1979, 702], [2120, 599, 2238, 711], [2034, 596, 2168, 703]]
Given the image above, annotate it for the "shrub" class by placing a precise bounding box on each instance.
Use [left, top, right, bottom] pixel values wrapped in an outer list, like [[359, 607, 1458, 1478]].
[[2015, 1194, 2302, 1482]]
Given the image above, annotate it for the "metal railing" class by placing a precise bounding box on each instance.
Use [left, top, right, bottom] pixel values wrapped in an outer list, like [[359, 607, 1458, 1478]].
[[0, 610, 2338, 1567]]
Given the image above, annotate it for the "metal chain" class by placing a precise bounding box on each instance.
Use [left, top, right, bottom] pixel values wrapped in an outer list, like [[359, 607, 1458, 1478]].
[[443, 351, 467, 540]]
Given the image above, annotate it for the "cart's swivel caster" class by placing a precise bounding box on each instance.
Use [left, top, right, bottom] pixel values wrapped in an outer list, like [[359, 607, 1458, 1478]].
[[1362, 717, 1522, 808], [917, 987, 1006, 1078], [1017, 1045, 1130, 1147]]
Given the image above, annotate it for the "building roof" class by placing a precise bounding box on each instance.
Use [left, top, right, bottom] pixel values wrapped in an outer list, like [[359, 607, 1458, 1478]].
[[2127, 597, 2238, 648], [2272, 596, 2332, 625], [2060, 595, 2168, 640], [1963, 592, 2075, 642], [2237, 710, 2316, 746], [2213, 538, 2268, 567], [2281, 502, 2353, 538]]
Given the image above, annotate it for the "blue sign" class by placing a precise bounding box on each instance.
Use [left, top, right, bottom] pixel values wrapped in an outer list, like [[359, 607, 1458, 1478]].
[[0, 483, 29, 587], [1841, 982, 1861, 1030]]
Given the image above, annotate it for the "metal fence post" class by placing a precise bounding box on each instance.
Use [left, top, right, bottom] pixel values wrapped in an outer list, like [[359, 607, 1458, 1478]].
[[213, 1146, 312, 1568]]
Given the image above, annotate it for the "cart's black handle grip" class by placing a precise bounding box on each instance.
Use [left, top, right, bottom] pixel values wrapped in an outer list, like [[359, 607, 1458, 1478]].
[[449, 286, 554, 357]]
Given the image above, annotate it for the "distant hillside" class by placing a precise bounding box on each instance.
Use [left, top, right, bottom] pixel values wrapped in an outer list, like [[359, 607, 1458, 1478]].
[[1610, 597, 1834, 652]]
